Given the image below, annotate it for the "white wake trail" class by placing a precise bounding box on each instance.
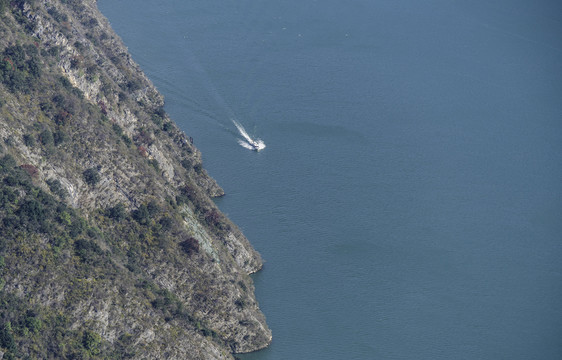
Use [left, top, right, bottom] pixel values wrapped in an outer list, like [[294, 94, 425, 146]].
[[233, 119, 266, 151], [233, 120, 253, 143], [237, 139, 256, 150]]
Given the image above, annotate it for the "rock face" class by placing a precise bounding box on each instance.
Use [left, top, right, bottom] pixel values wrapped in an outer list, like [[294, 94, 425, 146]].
[[0, 1, 270, 359]]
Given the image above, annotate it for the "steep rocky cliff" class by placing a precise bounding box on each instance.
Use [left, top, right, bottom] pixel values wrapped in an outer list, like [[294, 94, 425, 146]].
[[0, 0, 271, 358]]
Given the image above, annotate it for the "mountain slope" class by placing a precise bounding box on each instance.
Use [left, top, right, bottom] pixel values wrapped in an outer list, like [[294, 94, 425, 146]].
[[0, 1, 271, 358]]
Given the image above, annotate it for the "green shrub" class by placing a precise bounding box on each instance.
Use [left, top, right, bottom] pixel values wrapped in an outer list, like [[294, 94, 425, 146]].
[[122, 134, 132, 145], [86, 17, 99, 28], [48, 46, 61, 58], [148, 159, 160, 172], [0, 0, 8, 14], [159, 216, 173, 231], [0, 188, 17, 207], [0, 155, 16, 172], [1, 45, 41, 93], [24, 311, 42, 333], [23, 133, 35, 147], [154, 106, 166, 118], [131, 204, 150, 225], [39, 129, 54, 147], [126, 79, 142, 92], [151, 113, 162, 126], [58, 76, 72, 90], [235, 298, 247, 309], [162, 122, 173, 132], [82, 330, 101, 355], [179, 237, 199, 256], [69, 217, 85, 237], [180, 158, 192, 170], [74, 41, 85, 52], [46, 178, 68, 199], [47, 7, 68, 23], [74, 238, 102, 263], [112, 123, 123, 136], [83, 167, 100, 186], [146, 200, 160, 216], [0, 322, 16, 352], [17, 198, 43, 220], [53, 130, 68, 146], [107, 203, 126, 221]]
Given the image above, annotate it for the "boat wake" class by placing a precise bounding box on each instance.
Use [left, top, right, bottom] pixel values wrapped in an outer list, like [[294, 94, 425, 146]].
[[233, 120, 266, 151]]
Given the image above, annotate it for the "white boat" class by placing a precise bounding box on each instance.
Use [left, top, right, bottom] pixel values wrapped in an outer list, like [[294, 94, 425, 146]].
[[249, 139, 262, 151], [233, 119, 266, 151]]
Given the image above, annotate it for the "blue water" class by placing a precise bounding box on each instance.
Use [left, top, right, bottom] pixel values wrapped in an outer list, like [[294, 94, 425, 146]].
[[98, 1, 562, 359]]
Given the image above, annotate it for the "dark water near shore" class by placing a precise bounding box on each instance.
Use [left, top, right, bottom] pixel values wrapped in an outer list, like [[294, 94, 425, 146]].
[[99, 1, 562, 358]]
